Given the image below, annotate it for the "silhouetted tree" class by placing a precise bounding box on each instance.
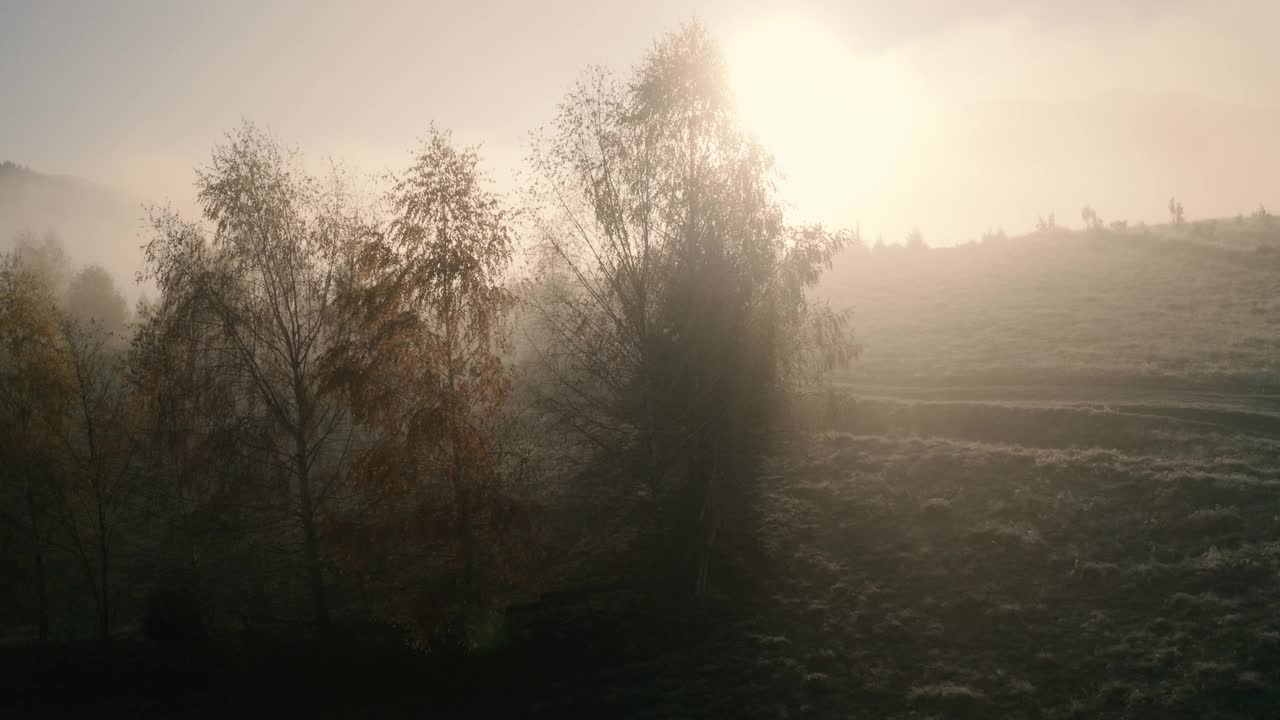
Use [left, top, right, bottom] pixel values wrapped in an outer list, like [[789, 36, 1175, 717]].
[[1168, 196, 1185, 225], [325, 128, 525, 638], [0, 251, 74, 641], [142, 123, 365, 627], [51, 315, 137, 651], [128, 281, 248, 630], [527, 23, 856, 596]]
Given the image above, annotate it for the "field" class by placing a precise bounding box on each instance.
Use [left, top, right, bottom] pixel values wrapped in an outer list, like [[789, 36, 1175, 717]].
[[731, 393, 1280, 717], [478, 392, 1280, 718]]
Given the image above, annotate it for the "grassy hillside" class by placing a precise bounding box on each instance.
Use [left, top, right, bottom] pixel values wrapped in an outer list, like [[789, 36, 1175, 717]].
[[820, 224, 1280, 388], [715, 223, 1280, 717]]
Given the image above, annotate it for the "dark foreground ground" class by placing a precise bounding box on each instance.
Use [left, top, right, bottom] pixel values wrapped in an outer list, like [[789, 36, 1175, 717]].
[[7, 379, 1280, 719]]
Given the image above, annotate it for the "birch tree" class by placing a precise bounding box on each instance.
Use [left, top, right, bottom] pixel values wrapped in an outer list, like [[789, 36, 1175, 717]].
[[527, 23, 857, 596], [142, 123, 364, 627]]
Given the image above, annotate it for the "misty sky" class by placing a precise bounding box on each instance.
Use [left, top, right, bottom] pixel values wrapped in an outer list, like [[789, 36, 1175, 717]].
[[4, 0, 1280, 247]]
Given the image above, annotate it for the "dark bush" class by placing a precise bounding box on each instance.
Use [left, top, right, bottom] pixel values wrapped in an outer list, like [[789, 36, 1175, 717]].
[[143, 584, 205, 651]]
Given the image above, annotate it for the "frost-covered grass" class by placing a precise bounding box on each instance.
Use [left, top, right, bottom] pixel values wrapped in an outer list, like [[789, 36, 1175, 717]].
[[739, 407, 1280, 718]]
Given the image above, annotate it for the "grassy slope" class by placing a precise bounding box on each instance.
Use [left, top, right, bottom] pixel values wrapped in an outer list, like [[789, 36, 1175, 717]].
[[719, 224, 1280, 717], [820, 225, 1280, 387]]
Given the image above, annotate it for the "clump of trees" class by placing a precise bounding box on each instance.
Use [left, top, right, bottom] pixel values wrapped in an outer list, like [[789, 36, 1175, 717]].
[[0, 233, 134, 647], [0, 23, 855, 650]]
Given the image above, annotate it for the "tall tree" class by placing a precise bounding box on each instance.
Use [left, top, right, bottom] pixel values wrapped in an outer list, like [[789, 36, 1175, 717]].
[[142, 123, 363, 627], [0, 252, 73, 641], [52, 315, 137, 650], [326, 129, 522, 636], [528, 23, 856, 595], [128, 284, 246, 627]]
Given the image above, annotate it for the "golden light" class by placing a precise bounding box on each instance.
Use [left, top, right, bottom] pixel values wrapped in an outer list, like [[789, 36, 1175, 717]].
[[725, 18, 927, 225]]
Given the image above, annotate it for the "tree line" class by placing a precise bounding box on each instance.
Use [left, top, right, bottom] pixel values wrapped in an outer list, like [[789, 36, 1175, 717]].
[[0, 24, 855, 651]]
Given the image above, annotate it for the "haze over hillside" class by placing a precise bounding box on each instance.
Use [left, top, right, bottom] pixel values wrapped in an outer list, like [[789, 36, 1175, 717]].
[[822, 219, 1280, 387], [7, 5, 1280, 718], [7, 89, 1280, 306], [876, 93, 1280, 244], [0, 162, 143, 298], [5, 1, 1280, 248]]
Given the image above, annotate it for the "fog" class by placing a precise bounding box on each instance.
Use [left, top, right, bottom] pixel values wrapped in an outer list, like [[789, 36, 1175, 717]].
[[4, 4, 1280, 718], [3, 1, 1279, 272]]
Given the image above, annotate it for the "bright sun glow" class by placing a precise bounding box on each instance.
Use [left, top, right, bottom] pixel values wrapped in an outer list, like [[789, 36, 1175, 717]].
[[726, 19, 928, 225]]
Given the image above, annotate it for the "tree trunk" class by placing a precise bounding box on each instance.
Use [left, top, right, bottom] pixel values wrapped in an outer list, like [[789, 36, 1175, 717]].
[[454, 445, 475, 605], [643, 379, 661, 493], [446, 342, 477, 610], [176, 460, 205, 627], [291, 361, 329, 629], [294, 436, 329, 628], [96, 501, 112, 652], [34, 544, 49, 642], [24, 483, 49, 642], [691, 439, 719, 599]]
